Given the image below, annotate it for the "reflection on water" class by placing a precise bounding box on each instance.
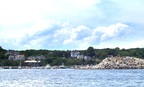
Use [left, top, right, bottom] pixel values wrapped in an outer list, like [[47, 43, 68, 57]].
[[0, 69, 144, 87]]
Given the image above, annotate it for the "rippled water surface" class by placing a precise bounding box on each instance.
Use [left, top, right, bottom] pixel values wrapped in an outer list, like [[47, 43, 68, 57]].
[[0, 69, 144, 87]]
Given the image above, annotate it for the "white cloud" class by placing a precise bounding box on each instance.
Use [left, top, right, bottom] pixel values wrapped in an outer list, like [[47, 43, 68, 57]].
[[97, 23, 128, 41], [52, 22, 129, 50], [0, 21, 140, 49], [0, 21, 131, 50], [0, 0, 100, 26], [75, 23, 129, 49], [6, 22, 144, 50], [63, 25, 92, 45], [0, 0, 144, 50], [0, 0, 144, 27]]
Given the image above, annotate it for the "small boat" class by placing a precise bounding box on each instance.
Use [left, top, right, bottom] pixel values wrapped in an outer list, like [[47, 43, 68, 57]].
[[18, 66, 21, 69], [44, 64, 51, 69], [9, 66, 12, 69], [59, 63, 66, 69]]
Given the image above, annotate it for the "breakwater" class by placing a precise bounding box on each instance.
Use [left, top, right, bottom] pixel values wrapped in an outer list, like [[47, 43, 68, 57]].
[[96, 57, 144, 69], [79, 57, 144, 69]]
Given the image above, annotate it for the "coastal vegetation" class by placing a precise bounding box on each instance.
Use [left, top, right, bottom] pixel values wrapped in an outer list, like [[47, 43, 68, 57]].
[[0, 46, 144, 66]]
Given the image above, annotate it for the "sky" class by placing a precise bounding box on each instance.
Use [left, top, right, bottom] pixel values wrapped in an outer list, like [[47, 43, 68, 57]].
[[0, 0, 144, 50]]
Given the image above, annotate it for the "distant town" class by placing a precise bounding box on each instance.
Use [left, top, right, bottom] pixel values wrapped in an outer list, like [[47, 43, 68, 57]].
[[0, 46, 144, 69]]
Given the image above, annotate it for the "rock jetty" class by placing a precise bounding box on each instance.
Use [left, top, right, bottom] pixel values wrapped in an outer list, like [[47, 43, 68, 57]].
[[95, 57, 144, 69]]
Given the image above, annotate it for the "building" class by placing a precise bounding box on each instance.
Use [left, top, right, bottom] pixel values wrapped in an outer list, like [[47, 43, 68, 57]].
[[24, 55, 45, 67], [71, 51, 80, 58], [15, 55, 25, 60], [71, 51, 92, 60], [7, 50, 25, 60], [24, 59, 41, 67]]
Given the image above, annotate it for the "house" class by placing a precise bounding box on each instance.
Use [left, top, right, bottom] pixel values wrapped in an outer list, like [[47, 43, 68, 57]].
[[71, 51, 91, 60], [15, 55, 25, 60], [25, 55, 46, 67], [8, 55, 25, 60], [71, 51, 80, 58], [8, 55, 15, 60], [24, 59, 41, 67], [77, 55, 91, 60], [7, 50, 25, 60]]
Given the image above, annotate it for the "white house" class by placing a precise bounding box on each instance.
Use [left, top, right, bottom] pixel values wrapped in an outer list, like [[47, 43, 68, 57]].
[[71, 51, 80, 58]]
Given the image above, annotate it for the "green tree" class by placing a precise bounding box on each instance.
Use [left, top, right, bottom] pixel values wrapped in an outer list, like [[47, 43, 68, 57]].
[[86, 46, 96, 58], [52, 58, 67, 65], [0, 46, 7, 59]]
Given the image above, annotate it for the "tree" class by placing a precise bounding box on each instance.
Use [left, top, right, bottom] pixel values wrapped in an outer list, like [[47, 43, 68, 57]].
[[52, 58, 67, 65], [86, 46, 96, 58], [0, 46, 7, 59]]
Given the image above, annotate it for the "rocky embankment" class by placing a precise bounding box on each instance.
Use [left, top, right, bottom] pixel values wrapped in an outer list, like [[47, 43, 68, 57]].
[[79, 57, 144, 69], [94, 57, 144, 69]]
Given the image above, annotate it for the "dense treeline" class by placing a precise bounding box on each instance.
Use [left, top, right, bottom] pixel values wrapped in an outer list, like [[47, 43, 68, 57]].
[[0, 46, 144, 66], [95, 47, 144, 59]]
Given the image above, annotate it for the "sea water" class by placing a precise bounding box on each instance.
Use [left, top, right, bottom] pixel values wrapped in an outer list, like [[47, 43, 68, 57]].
[[0, 69, 144, 87]]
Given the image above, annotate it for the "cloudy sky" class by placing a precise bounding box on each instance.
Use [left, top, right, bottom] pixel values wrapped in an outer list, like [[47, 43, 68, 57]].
[[0, 0, 144, 50]]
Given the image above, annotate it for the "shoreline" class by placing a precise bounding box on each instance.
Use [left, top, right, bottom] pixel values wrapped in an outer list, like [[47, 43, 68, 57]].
[[1, 56, 144, 69], [1, 65, 144, 69]]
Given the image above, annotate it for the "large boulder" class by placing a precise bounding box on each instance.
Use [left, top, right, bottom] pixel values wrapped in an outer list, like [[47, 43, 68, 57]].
[[95, 57, 144, 69]]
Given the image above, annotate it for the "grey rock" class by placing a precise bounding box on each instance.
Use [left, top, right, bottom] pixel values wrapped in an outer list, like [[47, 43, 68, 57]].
[[95, 57, 144, 69]]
